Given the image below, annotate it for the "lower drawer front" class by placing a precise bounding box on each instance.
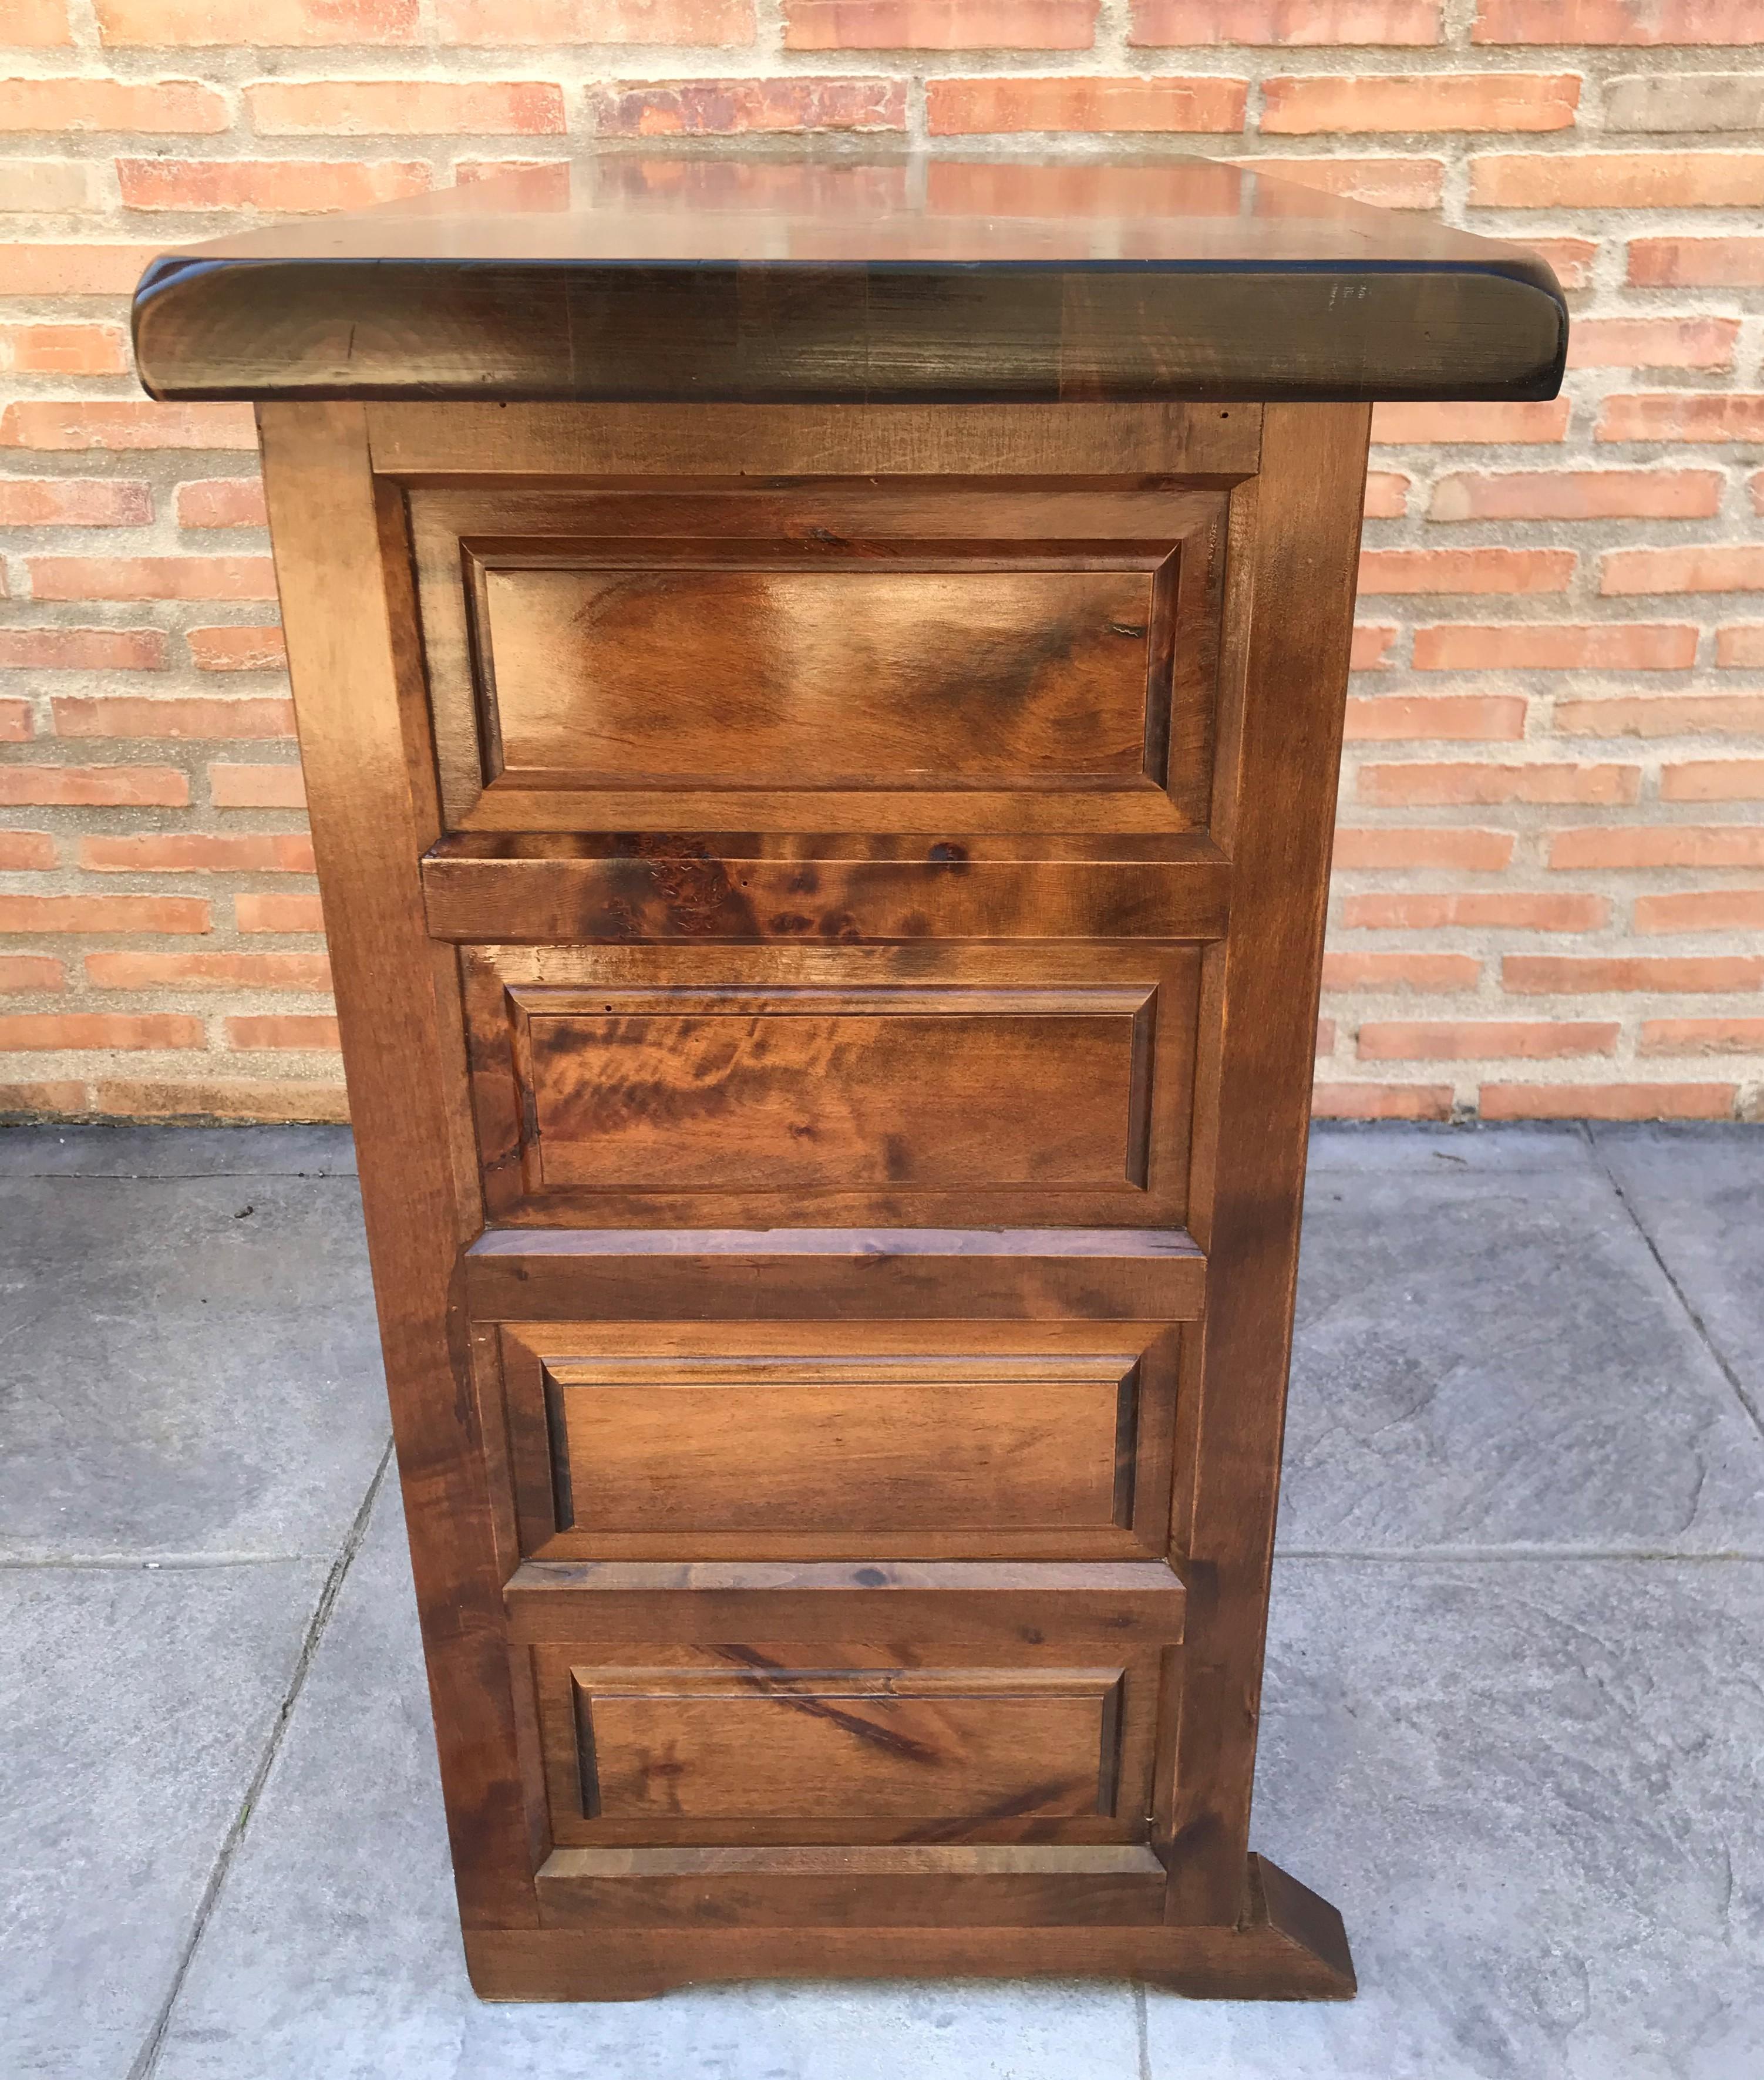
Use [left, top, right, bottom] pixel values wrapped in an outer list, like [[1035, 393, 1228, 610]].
[[498, 1321, 1179, 1561], [510, 1561, 1184, 1849]]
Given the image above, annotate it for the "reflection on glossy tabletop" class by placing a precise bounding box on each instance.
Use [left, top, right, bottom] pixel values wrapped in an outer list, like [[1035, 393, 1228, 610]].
[[133, 150, 1566, 405]]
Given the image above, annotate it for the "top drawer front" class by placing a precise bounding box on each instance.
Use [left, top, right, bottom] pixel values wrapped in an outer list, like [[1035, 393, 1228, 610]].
[[409, 483, 1228, 836]]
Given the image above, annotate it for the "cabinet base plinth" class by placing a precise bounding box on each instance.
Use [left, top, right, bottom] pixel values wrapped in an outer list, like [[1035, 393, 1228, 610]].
[[463, 1853, 1354, 2004]]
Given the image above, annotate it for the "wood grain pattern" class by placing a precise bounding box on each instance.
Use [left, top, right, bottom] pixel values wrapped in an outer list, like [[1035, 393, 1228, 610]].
[[534, 1843, 1170, 1929], [408, 481, 1227, 835], [420, 832, 1232, 947], [463, 944, 1197, 1229], [132, 151, 1565, 406], [493, 1324, 1169, 1561]]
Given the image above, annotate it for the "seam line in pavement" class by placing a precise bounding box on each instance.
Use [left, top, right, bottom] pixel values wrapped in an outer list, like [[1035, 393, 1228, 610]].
[[1275, 1549, 1763, 1563], [126, 1436, 396, 2080], [1585, 1122, 1764, 1448]]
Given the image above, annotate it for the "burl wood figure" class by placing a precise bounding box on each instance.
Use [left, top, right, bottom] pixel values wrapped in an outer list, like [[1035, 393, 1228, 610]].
[[134, 153, 1565, 2002]]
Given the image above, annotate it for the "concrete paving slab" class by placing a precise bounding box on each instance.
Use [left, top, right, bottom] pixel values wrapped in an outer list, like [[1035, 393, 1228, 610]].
[[1281, 1166, 1764, 1555], [154, 1481, 1146, 2080], [0, 1123, 356, 1179], [1308, 1121, 1599, 1176], [0, 1174, 387, 1561], [1147, 1557, 1764, 2080], [0, 1558, 325, 2080], [1591, 1125, 1764, 1429]]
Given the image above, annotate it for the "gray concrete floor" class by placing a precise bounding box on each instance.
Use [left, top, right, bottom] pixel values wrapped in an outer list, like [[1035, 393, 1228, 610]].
[[3, 1122, 1762, 2080]]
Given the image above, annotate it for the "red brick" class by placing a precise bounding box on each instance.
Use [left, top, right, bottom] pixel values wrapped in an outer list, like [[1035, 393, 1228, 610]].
[[1601, 546, 1764, 597], [0, 160, 100, 211], [174, 478, 266, 529], [1358, 548, 1575, 594], [80, 832, 316, 873], [440, 0, 754, 37], [1413, 623, 1697, 671], [1372, 399, 1569, 445], [1429, 469, 1721, 523], [208, 762, 306, 807], [0, 1013, 204, 1051], [29, 557, 277, 601], [1550, 826, 1764, 870], [1716, 625, 1764, 668], [1263, 70, 1576, 131], [118, 158, 430, 213], [0, 402, 256, 451], [786, 0, 1098, 45], [928, 75, 1245, 133], [1360, 1019, 1617, 1061], [1473, 152, 1764, 208], [1529, 236, 1598, 290], [0, 894, 210, 935], [96, 0, 419, 42], [1362, 472, 1409, 518], [0, 765, 187, 806], [235, 891, 325, 933], [1504, 955, 1764, 992], [1556, 695, 1764, 736], [1474, 0, 1762, 42], [0, 243, 163, 295], [0, 324, 132, 375], [1342, 891, 1609, 930], [0, 1082, 87, 1114], [4, 0, 72, 44], [53, 695, 295, 739], [450, 162, 570, 200], [1351, 624, 1398, 669], [0, 627, 166, 670], [225, 1012, 341, 1049], [1130, 0, 1440, 41], [1635, 890, 1764, 934], [0, 955, 63, 992], [246, 79, 565, 134], [1598, 393, 1764, 443], [1480, 1082, 1736, 1120], [0, 699, 31, 741], [1605, 74, 1764, 129], [1640, 1018, 1764, 1055], [593, 79, 905, 136], [1344, 694, 1526, 740], [187, 625, 285, 671], [1362, 762, 1640, 805], [1661, 760, 1764, 801], [1316, 1017, 1337, 1055], [1334, 827, 1516, 869], [1224, 156, 1443, 210], [86, 950, 332, 991], [0, 478, 152, 528], [1312, 1082, 1455, 1119], [0, 76, 228, 130], [1322, 951, 1483, 991], [1566, 318, 1738, 371], [1628, 237, 1764, 287], [90, 1076, 349, 1122], [0, 832, 56, 871]]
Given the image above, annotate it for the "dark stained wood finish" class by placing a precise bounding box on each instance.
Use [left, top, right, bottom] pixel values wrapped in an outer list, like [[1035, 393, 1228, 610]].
[[420, 833, 1233, 946], [494, 1320, 1176, 1561], [408, 482, 1228, 836], [170, 220, 1489, 1985], [464, 1225, 1207, 1325], [133, 152, 1565, 405], [460, 943, 1198, 1230]]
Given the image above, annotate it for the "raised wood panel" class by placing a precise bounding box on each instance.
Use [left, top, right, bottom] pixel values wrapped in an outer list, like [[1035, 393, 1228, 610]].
[[463, 944, 1199, 1229], [478, 562, 1162, 791], [406, 483, 1227, 835], [492, 1321, 1178, 1561], [560, 1661, 1124, 1824]]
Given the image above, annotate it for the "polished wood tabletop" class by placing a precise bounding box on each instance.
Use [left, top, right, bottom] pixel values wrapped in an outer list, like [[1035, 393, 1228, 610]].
[[133, 151, 1566, 406]]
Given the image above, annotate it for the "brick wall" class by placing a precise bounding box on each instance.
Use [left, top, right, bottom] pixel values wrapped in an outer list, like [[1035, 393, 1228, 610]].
[[2, 0, 1762, 1125]]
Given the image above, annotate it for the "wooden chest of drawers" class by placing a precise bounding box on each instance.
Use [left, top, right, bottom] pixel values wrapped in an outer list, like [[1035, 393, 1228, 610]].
[[134, 150, 1565, 2001]]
